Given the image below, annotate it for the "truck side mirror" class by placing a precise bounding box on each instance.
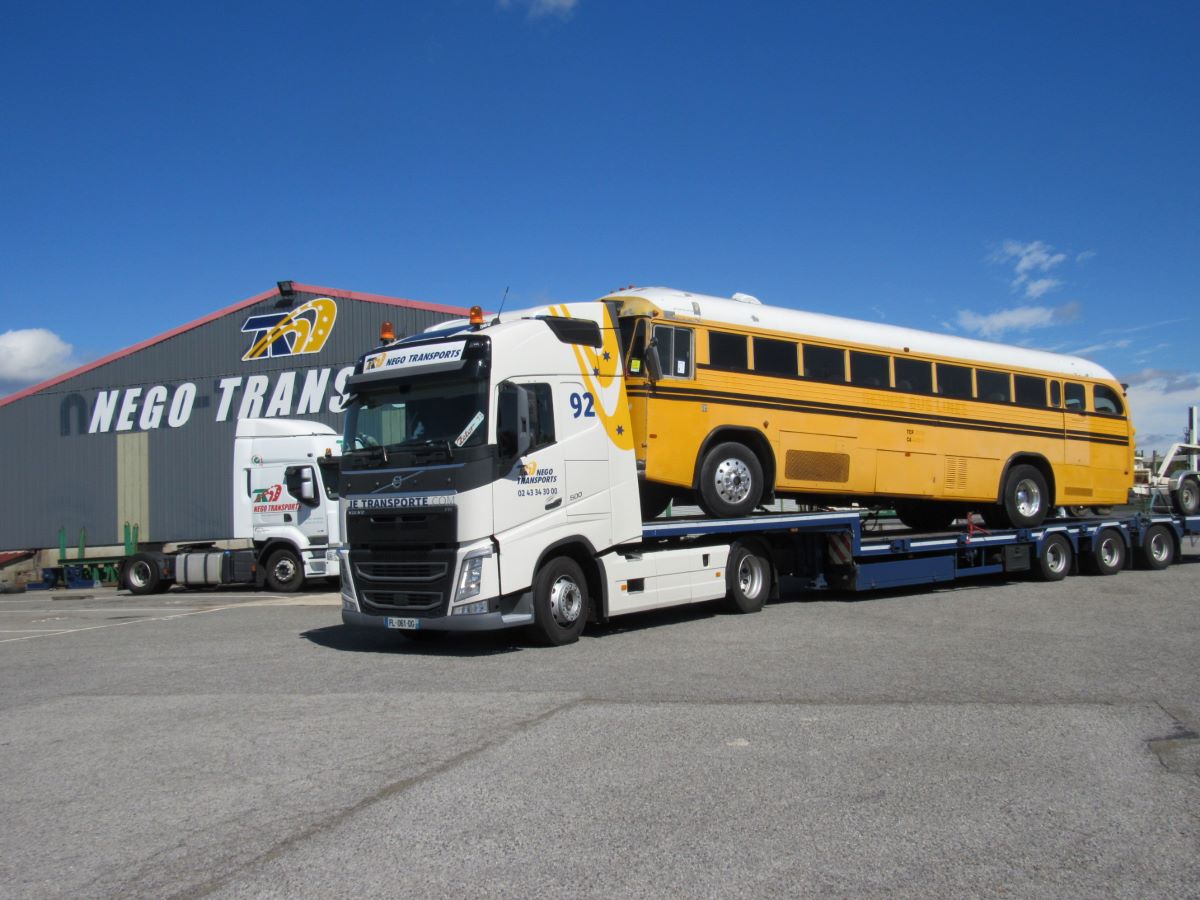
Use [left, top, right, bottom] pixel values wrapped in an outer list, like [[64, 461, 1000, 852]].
[[645, 340, 664, 383], [284, 466, 319, 507], [498, 382, 533, 459]]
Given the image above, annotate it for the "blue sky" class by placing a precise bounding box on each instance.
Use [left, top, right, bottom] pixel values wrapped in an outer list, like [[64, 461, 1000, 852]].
[[1, 1, 1197, 448]]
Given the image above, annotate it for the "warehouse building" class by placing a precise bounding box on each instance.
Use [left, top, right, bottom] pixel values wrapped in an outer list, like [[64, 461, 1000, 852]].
[[0, 282, 469, 552]]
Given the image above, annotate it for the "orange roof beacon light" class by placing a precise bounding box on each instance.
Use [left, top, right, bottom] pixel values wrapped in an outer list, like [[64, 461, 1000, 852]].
[[379, 321, 395, 344], [469, 305, 485, 328]]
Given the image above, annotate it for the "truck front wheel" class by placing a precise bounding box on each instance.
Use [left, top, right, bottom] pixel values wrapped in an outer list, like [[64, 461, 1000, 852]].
[[264, 548, 304, 593], [530, 557, 589, 646]]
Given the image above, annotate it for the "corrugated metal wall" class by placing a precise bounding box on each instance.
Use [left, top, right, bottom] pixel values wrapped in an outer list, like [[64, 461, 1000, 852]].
[[0, 288, 465, 549]]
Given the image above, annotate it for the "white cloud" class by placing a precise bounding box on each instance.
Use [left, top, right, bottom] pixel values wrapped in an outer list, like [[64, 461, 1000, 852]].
[[1069, 338, 1132, 357], [955, 302, 1079, 340], [0, 328, 77, 387], [1123, 370, 1200, 453], [1076, 250, 1096, 263], [990, 239, 1068, 298], [499, 0, 578, 18]]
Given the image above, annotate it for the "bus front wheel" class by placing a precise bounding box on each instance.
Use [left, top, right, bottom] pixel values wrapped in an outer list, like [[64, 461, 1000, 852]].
[[698, 442, 763, 518], [1001, 464, 1049, 528]]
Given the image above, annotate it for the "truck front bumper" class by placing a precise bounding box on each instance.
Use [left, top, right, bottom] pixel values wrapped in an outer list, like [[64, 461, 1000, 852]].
[[341, 606, 532, 632]]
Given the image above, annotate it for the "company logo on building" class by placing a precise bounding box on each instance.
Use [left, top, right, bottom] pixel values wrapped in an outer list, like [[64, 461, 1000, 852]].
[[241, 298, 338, 361]]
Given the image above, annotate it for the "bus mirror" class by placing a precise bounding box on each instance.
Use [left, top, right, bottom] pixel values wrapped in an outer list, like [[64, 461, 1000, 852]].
[[645, 341, 664, 383]]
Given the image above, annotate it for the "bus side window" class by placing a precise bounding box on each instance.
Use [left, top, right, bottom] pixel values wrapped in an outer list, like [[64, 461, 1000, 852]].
[[1050, 381, 1062, 408], [622, 319, 647, 377], [709, 331, 749, 371], [1014, 374, 1048, 408], [653, 325, 694, 379], [849, 351, 889, 388], [752, 336, 798, 377], [977, 369, 1011, 404], [1093, 385, 1124, 416], [803, 344, 846, 383], [894, 357, 933, 394], [936, 363, 973, 399], [1064, 382, 1085, 411]]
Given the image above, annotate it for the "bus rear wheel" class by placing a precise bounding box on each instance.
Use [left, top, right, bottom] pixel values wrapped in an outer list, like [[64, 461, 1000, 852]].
[[894, 501, 957, 532], [698, 442, 763, 518], [1001, 464, 1049, 529]]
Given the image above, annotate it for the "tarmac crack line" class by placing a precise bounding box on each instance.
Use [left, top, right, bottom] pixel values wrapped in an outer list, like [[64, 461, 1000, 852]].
[[173, 697, 585, 900], [0, 605, 247, 643]]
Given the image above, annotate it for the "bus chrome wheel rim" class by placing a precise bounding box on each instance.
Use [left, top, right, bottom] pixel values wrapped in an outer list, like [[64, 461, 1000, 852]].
[[1099, 537, 1119, 567], [129, 561, 152, 589], [1149, 532, 1169, 562], [1046, 542, 1067, 574], [1015, 479, 1042, 519], [715, 458, 752, 505], [549, 576, 582, 626], [738, 556, 765, 598]]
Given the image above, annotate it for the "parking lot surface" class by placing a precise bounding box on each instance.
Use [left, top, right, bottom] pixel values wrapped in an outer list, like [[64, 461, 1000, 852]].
[[2, 550, 1198, 897]]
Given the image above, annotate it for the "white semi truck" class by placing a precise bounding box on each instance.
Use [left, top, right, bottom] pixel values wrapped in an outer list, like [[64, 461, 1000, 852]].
[[121, 418, 342, 595], [334, 298, 1198, 645]]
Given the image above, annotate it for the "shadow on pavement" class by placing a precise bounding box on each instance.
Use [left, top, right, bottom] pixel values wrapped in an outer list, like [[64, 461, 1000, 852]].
[[301, 624, 526, 657]]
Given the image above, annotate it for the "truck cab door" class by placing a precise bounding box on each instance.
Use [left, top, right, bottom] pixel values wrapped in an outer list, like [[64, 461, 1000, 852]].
[[493, 381, 567, 543]]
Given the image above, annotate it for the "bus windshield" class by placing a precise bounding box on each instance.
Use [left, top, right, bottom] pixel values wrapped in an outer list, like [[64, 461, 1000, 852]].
[[344, 377, 489, 460]]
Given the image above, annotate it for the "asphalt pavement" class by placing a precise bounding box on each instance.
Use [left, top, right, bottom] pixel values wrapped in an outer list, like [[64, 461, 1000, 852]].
[[1, 545, 1198, 898]]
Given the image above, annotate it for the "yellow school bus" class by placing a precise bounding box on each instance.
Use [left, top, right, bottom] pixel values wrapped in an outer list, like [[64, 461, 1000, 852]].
[[606, 287, 1134, 528]]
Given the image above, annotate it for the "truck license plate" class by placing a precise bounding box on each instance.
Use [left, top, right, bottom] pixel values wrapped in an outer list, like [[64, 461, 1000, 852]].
[[385, 617, 420, 630]]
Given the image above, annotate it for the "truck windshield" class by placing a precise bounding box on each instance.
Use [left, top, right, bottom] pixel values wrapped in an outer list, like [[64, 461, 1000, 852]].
[[343, 377, 489, 459]]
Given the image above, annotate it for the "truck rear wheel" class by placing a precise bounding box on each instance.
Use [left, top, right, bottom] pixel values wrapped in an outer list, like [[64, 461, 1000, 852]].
[[1084, 528, 1125, 576], [1035, 533, 1072, 581], [723, 542, 770, 614], [698, 442, 763, 518], [124, 553, 162, 596], [530, 557, 589, 646], [264, 548, 304, 593], [1173, 476, 1200, 516], [1137, 524, 1175, 570]]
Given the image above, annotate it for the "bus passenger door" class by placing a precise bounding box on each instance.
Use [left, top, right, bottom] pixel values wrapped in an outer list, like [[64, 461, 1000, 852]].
[[619, 318, 650, 468]]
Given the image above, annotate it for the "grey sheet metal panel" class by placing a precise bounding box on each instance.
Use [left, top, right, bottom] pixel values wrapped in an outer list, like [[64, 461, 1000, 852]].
[[0, 287, 466, 549]]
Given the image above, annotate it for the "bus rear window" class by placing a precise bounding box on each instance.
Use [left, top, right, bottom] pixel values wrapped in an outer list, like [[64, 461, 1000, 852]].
[[936, 364, 972, 399], [803, 345, 845, 383], [1094, 385, 1124, 416]]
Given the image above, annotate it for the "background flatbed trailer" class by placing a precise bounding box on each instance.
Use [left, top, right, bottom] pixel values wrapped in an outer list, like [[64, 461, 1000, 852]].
[[637, 509, 1199, 597]]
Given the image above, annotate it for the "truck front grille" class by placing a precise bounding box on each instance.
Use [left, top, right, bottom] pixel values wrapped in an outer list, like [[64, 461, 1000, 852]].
[[350, 548, 455, 618]]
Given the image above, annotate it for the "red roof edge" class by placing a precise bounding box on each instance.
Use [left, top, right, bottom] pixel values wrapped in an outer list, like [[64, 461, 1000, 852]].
[[0, 283, 471, 409]]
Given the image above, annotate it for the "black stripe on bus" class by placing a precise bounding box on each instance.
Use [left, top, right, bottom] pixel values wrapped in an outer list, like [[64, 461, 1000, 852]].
[[626, 385, 1130, 448]]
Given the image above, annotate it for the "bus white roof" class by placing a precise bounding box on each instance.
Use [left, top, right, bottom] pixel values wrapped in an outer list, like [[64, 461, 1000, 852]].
[[606, 287, 1117, 381]]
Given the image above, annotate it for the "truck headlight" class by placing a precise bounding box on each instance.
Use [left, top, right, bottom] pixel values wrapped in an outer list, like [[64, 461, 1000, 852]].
[[455, 555, 485, 601]]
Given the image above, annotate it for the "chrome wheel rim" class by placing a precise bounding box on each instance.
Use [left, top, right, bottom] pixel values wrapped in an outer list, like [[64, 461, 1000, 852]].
[[1015, 478, 1042, 519], [1149, 532, 1169, 563], [274, 557, 297, 584], [1099, 537, 1119, 567], [1045, 541, 1067, 575], [715, 458, 753, 505], [128, 561, 152, 589], [549, 576, 583, 626], [738, 555, 765, 599]]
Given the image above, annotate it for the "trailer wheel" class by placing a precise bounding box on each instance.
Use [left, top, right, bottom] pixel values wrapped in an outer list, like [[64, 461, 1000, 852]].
[[724, 542, 770, 614], [529, 557, 589, 646], [698, 442, 763, 518], [264, 548, 304, 593], [1035, 534, 1072, 581], [1001, 464, 1049, 528], [124, 553, 162, 596], [1084, 528, 1125, 576], [1173, 476, 1200, 516], [1137, 524, 1175, 570]]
